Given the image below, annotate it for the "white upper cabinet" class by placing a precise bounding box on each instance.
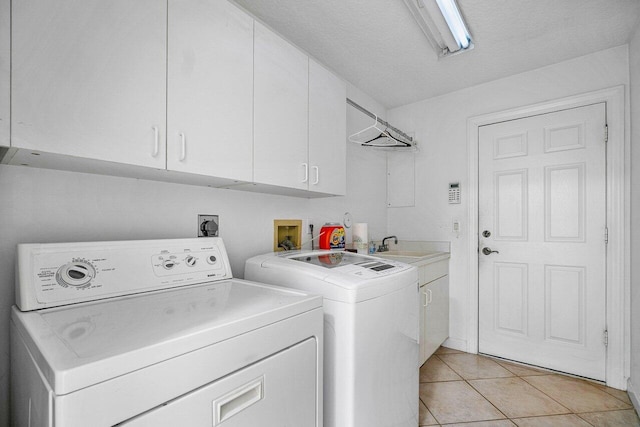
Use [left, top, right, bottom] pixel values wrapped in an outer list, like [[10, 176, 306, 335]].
[[309, 59, 346, 196], [0, 0, 9, 147], [8, 0, 347, 197], [11, 0, 167, 168], [253, 22, 309, 190], [167, 0, 254, 182]]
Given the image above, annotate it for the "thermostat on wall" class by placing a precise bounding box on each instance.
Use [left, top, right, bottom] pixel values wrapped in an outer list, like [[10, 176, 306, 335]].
[[448, 182, 461, 204]]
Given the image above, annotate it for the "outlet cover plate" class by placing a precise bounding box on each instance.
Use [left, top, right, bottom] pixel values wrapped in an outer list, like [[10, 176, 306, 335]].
[[198, 215, 219, 237]]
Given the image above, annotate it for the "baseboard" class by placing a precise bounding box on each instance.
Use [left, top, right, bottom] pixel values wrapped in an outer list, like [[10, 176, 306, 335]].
[[442, 337, 467, 353], [628, 379, 640, 413]]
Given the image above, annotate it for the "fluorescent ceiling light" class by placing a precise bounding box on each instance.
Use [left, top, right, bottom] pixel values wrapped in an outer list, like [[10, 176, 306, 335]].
[[402, 0, 473, 57]]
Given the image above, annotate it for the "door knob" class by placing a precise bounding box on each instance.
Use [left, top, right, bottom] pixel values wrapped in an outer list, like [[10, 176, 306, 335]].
[[482, 247, 499, 255]]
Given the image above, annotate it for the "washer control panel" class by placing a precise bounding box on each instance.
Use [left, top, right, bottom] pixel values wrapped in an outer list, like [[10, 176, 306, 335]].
[[151, 249, 224, 276], [16, 238, 233, 311]]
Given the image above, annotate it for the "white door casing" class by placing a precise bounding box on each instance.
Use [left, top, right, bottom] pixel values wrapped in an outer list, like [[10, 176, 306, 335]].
[[478, 103, 607, 381]]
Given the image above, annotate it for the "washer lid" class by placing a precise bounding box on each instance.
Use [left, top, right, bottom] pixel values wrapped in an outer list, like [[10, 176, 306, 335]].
[[252, 251, 417, 302], [11, 279, 321, 395]]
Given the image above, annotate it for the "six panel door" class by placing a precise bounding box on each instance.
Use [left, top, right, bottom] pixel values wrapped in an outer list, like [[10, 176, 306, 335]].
[[478, 103, 607, 381]]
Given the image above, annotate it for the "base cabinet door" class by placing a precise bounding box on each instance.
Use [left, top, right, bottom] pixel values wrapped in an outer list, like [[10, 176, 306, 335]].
[[420, 275, 449, 364], [11, 0, 167, 168], [167, 0, 254, 182]]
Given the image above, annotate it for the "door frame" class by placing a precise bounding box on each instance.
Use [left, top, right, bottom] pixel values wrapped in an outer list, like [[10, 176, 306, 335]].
[[466, 86, 629, 389]]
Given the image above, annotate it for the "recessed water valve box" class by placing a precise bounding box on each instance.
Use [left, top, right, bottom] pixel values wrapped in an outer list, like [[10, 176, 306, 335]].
[[198, 215, 219, 237]]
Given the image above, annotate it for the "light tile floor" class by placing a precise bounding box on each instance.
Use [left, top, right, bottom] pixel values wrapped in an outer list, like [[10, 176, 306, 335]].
[[420, 347, 640, 426]]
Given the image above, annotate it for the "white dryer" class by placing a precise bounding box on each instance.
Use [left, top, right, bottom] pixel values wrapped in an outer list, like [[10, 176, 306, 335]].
[[11, 238, 323, 427], [245, 250, 419, 427]]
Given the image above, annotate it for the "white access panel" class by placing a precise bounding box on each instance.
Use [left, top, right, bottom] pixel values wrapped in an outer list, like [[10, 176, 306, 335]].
[[123, 338, 317, 426]]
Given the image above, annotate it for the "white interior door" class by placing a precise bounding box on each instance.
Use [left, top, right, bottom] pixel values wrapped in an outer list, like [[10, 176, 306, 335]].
[[478, 103, 607, 381]]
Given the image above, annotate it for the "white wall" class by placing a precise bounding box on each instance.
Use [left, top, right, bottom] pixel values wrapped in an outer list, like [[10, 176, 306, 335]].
[[629, 21, 640, 410], [0, 84, 388, 425], [387, 45, 631, 352]]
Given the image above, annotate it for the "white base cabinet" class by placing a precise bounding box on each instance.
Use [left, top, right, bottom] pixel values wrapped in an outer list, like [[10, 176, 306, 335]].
[[418, 258, 450, 365]]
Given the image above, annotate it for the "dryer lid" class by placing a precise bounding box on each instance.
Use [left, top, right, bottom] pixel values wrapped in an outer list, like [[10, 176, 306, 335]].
[[11, 279, 321, 395]]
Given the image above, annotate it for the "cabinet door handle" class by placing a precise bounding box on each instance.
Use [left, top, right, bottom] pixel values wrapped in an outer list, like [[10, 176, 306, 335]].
[[179, 132, 186, 161], [312, 166, 319, 185], [423, 290, 428, 307], [427, 289, 433, 305], [152, 126, 159, 157], [302, 163, 309, 183]]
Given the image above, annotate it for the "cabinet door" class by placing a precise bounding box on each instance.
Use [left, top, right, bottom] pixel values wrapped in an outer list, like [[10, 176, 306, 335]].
[[11, 0, 166, 168], [422, 275, 449, 364], [167, 0, 253, 181], [308, 59, 346, 195], [419, 283, 427, 364], [253, 22, 308, 190]]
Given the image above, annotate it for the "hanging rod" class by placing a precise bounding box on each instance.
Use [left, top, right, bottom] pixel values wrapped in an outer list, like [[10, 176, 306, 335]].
[[346, 98, 414, 143]]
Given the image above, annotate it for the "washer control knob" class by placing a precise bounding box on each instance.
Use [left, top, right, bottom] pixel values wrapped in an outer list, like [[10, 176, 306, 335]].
[[163, 260, 176, 270], [56, 260, 96, 288], [185, 256, 197, 267], [206, 255, 217, 265]]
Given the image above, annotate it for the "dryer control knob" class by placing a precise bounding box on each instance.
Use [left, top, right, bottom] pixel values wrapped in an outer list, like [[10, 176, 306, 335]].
[[163, 260, 176, 270], [56, 260, 95, 288], [207, 255, 217, 265], [185, 256, 197, 267]]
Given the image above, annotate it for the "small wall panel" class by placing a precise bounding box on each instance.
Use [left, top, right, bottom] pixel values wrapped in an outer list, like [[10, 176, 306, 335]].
[[544, 122, 585, 153], [545, 163, 585, 242], [495, 170, 528, 241], [545, 265, 585, 345], [494, 133, 528, 159], [494, 262, 528, 335]]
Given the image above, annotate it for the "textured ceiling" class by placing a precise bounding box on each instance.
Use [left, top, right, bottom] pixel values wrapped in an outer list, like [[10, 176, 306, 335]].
[[232, 0, 640, 109]]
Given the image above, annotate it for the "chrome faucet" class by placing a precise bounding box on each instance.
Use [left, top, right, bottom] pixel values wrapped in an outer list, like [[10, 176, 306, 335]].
[[378, 235, 398, 252]]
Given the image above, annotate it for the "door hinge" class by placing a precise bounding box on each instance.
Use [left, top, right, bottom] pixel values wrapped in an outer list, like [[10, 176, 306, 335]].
[[604, 330, 609, 347], [604, 124, 609, 144], [605, 226, 609, 244]]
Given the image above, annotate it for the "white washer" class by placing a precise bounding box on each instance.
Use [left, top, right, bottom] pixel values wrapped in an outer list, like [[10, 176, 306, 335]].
[[11, 238, 323, 427], [245, 250, 419, 427]]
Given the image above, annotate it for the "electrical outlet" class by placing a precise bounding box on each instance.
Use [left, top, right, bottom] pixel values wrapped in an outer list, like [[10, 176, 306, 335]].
[[198, 215, 219, 237]]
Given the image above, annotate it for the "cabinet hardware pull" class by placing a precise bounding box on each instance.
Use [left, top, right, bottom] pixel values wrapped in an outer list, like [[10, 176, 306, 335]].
[[312, 166, 319, 185], [427, 289, 433, 304], [179, 132, 186, 161], [152, 126, 159, 157], [423, 290, 428, 307], [302, 163, 309, 183]]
